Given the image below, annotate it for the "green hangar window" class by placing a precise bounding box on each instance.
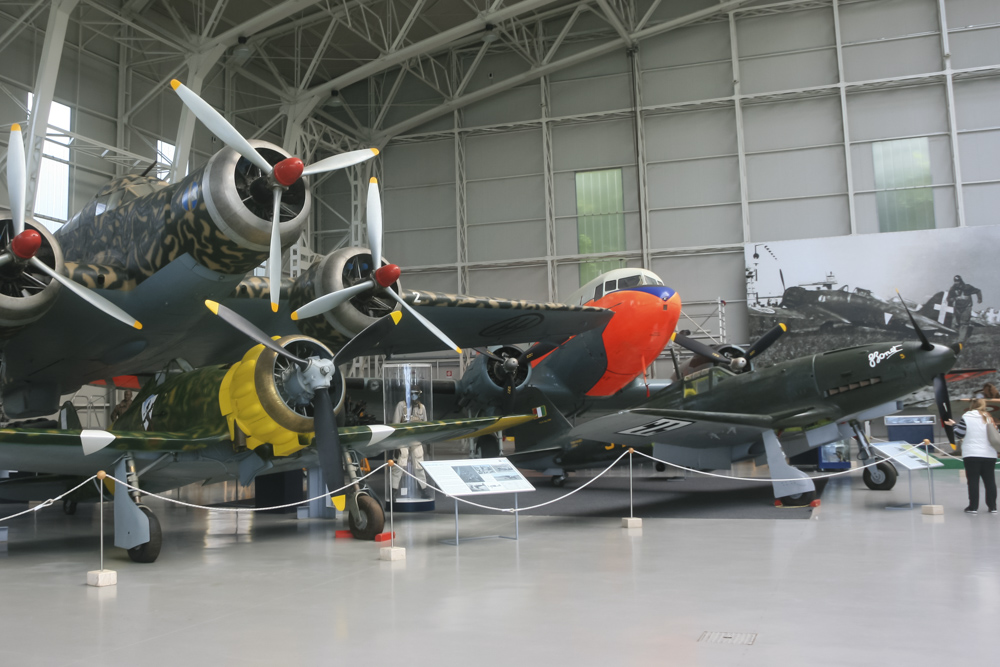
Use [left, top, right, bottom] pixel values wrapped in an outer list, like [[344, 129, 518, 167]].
[[872, 137, 935, 233], [576, 168, 625, 285]]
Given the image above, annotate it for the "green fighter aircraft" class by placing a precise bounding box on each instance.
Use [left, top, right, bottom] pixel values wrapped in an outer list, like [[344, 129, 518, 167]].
[[0, 83, 611, 562], [507, 311, 960, 506]]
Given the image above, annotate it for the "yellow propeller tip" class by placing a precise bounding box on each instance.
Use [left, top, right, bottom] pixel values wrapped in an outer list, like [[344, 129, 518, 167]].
[[170, 79, 182, 90], [371, 148, 380, 155], [290, 311, 299, 321], [455, 347, 463, 354], [390, 311, 402, 324], [10, 123, 20, 132], [779, 323, 787, 332], [271, 303, 279, 313], [133, 321, 143, 330], [369, 177, 378, 184], [670, 332, 677, 341], [204, 300, 220, 315]]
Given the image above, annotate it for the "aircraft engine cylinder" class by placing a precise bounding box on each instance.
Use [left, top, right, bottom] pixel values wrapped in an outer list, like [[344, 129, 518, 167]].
[[220, 334, 345, 457], [0, 219, 64, 338], [176, 140, 311, 274], [289, 247, 401, 348]]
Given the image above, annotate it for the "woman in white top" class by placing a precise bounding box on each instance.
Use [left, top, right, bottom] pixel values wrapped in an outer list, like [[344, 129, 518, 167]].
[[946, 398, 998, 514]]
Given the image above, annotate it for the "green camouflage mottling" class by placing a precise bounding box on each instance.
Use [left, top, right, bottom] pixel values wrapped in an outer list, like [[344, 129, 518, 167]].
[[55, 171, 269, 287], [404, 290, 606, 313], [287, 261, 352, 349], [64, 263, 137, 291], [114, 366, 230, 438], [230, 276, 294, 301]]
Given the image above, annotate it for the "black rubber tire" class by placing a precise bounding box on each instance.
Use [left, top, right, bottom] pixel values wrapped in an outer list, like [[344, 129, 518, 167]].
[[127, 506, 162, 563], [863, 461, 898, 491], [777, 490, 817, 507], [551, 474, 567, 487], [476, 435, 501, 459], [62, 500, 78, 515], [348, 494, 385, 540], [655, 463, 667, 472]]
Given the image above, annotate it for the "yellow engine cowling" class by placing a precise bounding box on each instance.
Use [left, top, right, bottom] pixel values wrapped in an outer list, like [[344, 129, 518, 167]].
[[218, 334, 345, 457]]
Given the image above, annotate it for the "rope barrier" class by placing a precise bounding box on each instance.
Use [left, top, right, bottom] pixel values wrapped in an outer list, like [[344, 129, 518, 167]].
[[0, 463, 390, 522]]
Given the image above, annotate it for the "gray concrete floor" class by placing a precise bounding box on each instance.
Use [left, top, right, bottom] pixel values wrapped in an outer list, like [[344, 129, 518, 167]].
[[0, 468, 996, 666]]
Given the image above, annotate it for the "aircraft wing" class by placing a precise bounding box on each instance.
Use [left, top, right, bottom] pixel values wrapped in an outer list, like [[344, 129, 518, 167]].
[[343, 290, 613, 358], [565, 408, 773, 449], [339, 413, 536, 457]]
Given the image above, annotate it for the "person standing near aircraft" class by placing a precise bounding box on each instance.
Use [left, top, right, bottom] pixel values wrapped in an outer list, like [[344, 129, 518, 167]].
[[948, 275, 982, 344], [946, 399, 998, 514]]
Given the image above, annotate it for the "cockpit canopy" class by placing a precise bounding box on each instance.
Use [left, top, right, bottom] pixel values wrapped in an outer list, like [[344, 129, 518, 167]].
[[68, 175, 169, 225], [568, 268, 666, 306]]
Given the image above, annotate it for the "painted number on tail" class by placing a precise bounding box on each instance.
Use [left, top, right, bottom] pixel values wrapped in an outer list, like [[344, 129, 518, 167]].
[[617, 418, 692, 437]]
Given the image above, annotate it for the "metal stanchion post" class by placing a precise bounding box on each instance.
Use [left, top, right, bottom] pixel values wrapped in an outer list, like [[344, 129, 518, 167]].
[[622, 448, 641, 528], [87, 471, 116, 586], [514, 493, 519, 540]]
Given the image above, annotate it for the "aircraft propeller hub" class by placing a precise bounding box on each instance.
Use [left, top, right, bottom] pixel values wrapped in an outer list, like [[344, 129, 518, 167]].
[[730, 357, 747, 372], [10, 229, 41, 260], [374, 263, 401, 288], [280, 357, 335, 406], [503, 357, 519, 374], [273, 157, 304, 187]]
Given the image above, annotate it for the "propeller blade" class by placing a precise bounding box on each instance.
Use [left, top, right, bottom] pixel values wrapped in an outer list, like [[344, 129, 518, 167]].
[[366, 177, 383, 275], [672, 332, 727, 364], [301, 148, 379, 177], [30, 258, 141, 329], [204, 299, 307, 367], [170, 80, 272, 174], [779, 269, 786, 291], [896, 289, 933, 351], [502, 374, 516, 413], [934, 373, 956, 446], [268, 186, 282, 313], [313, 386, 345, 493], [745, 323, 787, 359], [8, 124, 26, 235], [333, 310, 403, 366], [290, 279, 376, 321], [472, 347, 505, 362], [385, 289, 461, 354]]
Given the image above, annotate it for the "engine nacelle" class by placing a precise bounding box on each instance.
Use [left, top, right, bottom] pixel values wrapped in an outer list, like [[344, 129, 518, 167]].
[[289, 246, 401, 349], [56, 140, 311, 279], [0, 218, 64, 339], [220, 334, 346, 457], [456, 346, 532, 413]]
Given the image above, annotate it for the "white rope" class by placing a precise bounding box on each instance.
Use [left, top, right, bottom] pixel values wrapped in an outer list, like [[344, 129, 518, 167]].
[[103, 462, 390, 512], [0, 475, 99, 523], [394, 449, 632, 513]]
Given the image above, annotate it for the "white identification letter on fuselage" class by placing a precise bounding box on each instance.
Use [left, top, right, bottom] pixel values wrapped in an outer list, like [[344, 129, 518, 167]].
[[617, 417, 692, 437]]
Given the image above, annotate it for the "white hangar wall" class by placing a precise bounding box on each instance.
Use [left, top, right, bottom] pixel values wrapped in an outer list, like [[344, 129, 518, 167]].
[[368, 0, 1000, 348]]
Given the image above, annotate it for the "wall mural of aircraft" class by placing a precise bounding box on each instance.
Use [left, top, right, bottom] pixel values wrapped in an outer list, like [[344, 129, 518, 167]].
[[0, 83, 613, 562]]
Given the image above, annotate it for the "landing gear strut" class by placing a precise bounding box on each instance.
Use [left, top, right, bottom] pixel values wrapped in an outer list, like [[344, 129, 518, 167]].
[[848, 421, 897, 491], [343, 449, 384, 540], [114, 454, 163, 563]]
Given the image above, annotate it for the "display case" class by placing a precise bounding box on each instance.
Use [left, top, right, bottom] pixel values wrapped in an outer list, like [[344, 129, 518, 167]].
[[383, 363, 435, 511]]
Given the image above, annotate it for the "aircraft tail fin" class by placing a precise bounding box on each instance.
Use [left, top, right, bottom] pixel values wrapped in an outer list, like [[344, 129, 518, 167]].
[[918, 292, 950, 327], [58, 401, 82, 430], [505, 388, 571, 449]]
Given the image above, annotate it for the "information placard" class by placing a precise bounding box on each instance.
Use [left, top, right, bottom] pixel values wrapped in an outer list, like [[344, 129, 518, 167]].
[[871, 442, 944, 471], [420, 458, 535, 496]]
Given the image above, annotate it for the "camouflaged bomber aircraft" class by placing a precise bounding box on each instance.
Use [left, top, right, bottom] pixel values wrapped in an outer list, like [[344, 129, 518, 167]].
[[0, 82, 611, 562]]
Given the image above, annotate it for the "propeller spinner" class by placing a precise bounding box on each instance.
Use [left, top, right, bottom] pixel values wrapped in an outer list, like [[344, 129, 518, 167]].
[[170, 80, 379, 313]]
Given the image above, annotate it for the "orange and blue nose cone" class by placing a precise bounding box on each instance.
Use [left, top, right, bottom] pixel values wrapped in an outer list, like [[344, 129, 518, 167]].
[[587, 285, 681, 396]]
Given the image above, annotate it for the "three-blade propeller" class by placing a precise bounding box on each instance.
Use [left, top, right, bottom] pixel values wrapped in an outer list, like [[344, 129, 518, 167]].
[[473, 339, 565, 412], [291, 177, 462, 355], [897, 290, 960, 445], [171, 80, 378, 313], [671, 323, 787, 374], [4, 125, 142, 330]]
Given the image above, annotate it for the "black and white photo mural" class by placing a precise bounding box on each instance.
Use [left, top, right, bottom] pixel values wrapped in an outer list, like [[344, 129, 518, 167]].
[[745, 226, 1000, 404]]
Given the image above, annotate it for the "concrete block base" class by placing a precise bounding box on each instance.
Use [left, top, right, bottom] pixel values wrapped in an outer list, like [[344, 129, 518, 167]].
[[0, 526, 7, 542], [296, 506, 309, 520], [622, 517, 642, 528], [380, 546, 406, 561], [921, 505, 944, 515], [87, 569, 117, 587]]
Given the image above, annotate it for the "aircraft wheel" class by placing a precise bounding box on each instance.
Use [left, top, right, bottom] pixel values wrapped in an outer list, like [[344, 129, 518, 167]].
[[476, 435, 501, 459], [62, 499, 78, 515], [551, 474, 567, 487], [348, 494, 385, 540], [127, 506, 162, 563], [863, 461, 897, 491], [777, 491, 816, 507], [655, 463, 666, 472]]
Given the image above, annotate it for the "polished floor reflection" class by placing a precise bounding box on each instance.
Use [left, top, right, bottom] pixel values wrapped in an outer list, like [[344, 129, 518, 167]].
[[0, 468, 996, 666]]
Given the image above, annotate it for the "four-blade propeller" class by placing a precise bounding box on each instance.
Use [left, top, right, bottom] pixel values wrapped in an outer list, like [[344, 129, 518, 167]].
[[291, 177, 462, 355], [3, 125, 142, 330], [170, 80, 379, 313]]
